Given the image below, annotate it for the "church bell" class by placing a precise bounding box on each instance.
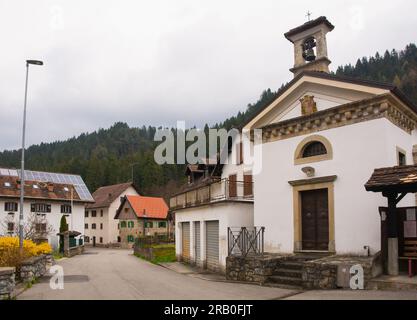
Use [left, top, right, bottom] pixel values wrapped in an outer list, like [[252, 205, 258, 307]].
[[302, 37, 317, 62]]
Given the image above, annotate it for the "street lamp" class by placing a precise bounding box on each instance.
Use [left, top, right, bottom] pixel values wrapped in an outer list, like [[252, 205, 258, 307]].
[[19, 59, 43, 251]]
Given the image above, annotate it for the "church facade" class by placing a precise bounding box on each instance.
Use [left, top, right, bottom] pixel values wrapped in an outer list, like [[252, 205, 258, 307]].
[[244, 17, 417, 257], [170, 16, 417, 276]]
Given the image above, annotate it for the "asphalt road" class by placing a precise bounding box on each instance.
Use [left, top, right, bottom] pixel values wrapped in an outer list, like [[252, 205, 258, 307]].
[[18, 248, 298, 300], [19, 247, 417, 300]]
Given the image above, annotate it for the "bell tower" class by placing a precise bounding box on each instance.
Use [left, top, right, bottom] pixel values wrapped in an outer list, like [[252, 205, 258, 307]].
[[284, 16, 334, 77]]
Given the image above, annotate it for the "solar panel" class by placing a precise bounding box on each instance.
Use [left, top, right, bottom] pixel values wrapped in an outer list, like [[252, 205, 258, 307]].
[[0, 168, 93, 202]]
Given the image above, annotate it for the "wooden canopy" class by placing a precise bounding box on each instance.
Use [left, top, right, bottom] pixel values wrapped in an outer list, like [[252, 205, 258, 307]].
[[365, 165, 417, 194]]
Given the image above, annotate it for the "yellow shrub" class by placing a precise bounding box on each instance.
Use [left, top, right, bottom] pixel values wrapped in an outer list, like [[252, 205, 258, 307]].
[[0, 237, 52, 267]]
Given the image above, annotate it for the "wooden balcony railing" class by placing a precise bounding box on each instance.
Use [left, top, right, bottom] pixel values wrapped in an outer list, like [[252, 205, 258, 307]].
[[170, 178, 253, 210]]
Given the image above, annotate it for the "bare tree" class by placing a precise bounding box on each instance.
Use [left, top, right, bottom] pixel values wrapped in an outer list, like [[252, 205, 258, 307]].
[[1, 212, 55, 241]]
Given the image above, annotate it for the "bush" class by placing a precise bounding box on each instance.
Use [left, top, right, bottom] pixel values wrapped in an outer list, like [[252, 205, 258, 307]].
[[0, 237, 52, 267]]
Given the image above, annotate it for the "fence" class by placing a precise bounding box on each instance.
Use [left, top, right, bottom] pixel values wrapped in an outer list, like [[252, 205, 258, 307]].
[[135, 233, 174, 248], [227, 227, 265, 257]]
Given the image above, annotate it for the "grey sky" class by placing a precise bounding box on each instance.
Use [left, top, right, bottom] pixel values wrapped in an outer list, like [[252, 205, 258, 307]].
[[0, 0, 415, 151]]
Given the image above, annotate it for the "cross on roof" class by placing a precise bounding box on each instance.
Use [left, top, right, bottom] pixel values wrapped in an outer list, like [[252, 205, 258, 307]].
[[306, 11, 312, 21]]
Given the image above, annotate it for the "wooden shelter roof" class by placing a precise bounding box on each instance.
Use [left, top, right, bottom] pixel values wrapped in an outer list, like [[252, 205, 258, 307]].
[[365, 165, 417, 193]]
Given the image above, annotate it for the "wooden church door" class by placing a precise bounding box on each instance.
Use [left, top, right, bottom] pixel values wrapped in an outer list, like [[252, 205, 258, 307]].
[[301, 188, 329, 251]]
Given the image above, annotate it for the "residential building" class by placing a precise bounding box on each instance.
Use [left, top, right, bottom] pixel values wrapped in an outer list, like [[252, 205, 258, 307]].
[[170, 16, 417, 276], [170, 157, 254, 273], [115, 195, 169, 248], [0, 168, 93, 249], [85, 182, 139, 246]]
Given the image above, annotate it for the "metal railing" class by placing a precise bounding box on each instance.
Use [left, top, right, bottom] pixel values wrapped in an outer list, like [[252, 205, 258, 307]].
[[228, 226, 265, 257], [170, 178, 253, 210]]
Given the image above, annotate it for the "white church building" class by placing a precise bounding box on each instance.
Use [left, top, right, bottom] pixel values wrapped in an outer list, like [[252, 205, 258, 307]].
[[170, 17, 417, 277]]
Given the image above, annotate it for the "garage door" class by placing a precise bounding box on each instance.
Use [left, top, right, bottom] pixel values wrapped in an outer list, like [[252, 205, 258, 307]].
[[194, 222, 200, 264], [182, 222, 190, 262], [206, 220, 219, 271]]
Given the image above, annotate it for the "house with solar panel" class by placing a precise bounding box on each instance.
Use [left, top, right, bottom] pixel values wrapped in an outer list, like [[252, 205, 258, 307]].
[[0, 168, 94, 249]]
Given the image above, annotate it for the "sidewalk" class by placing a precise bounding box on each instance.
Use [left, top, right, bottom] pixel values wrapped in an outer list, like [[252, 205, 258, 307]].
[[158, 262, 231, 282]]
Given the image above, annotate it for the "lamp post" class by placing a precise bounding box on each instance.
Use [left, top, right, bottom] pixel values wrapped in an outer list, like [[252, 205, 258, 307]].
[[19, 59, 43, 251]]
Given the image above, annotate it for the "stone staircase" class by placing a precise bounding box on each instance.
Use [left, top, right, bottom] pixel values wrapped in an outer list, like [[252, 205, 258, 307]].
[[266, 254, 330, 289]]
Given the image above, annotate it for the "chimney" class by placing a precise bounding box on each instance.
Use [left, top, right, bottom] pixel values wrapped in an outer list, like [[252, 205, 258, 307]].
[[47, 183, 54, 192]]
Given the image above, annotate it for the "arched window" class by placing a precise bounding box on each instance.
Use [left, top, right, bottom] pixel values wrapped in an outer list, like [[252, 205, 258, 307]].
[[294, 135, 333, 165], [302, 141, 327, 158]]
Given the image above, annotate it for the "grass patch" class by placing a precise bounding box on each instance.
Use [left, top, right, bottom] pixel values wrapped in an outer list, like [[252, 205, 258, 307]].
[[135, 244, 176, 264], [52, 251, 64, 260]]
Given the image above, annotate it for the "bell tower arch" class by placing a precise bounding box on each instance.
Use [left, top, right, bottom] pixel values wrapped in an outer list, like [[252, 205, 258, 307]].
[[284, 16, 334, 77]]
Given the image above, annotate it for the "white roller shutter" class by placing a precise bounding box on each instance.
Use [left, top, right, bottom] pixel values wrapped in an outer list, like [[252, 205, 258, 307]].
[[206, 220, 219, 271]]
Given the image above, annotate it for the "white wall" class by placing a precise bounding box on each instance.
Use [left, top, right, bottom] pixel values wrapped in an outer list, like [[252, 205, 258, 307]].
[[254, 118, 417, 256], [175, 202, 254, 270], [0, 199, 85, 250], [85, 185, 139, 245]]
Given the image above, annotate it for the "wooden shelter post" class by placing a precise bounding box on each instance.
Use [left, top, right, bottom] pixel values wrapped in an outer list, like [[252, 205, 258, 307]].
[[385, 192, 399, 275]]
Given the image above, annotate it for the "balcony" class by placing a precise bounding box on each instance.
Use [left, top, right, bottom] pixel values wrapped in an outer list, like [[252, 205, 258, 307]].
[[170, 178, 253, 210]]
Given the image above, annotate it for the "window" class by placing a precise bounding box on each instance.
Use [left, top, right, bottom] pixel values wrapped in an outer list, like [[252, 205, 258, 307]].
[[85, 236, 90, 243], [31, 203, 51, 213], [302, 141, 327, 158], [100, 223, 103, 230], [91, 210, 97, 217], [398, 150, 407, 166], [294, 135, 333, 165], [127, 235, 134, 243], [85, 223, 88, 229], [92, 223, 96, 230], [85, 210, 89, 218], [35, 223, 47, 233], [5, 202, 18, 212], [158, 221, 167, 228], [128, 221, 134, 228], [7, 222, 14, 232], [99, 237, 103, 243], [61, 204, 72, 214], [100, 210, 103, 217], [120, 221, 127, 228], [117, 236, 121, 243], [145, 221, 153, 228]]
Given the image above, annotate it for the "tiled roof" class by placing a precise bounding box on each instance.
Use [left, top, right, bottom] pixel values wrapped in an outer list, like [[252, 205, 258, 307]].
[[365, 165, 417, 192], [125, 195, 168, 220], [0, 175, 82, 202], [87, 182, 137, 208]]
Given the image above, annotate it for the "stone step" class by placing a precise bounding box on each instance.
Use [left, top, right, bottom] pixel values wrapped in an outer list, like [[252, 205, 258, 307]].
[[278, 261, 304, 271], [267, 275, 303, 287], [273, 268, 303, 279]]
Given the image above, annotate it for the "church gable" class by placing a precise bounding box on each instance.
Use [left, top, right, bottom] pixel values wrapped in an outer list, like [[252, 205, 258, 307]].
[[245, 74, 391, 129]]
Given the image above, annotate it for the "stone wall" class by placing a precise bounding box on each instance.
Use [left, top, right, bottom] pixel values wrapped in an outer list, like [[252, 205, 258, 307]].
[[226, 255, 290, 283], [302, 254, 382, 290], [302, 260, 338, 289], [0, 267, 15, 300], [19, 254, 48, 283]]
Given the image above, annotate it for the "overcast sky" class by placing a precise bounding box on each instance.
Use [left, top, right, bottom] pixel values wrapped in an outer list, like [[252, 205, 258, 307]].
[[0, 0, 415, 151]]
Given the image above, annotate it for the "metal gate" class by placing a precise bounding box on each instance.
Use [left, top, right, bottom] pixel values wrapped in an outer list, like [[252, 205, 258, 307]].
[[194, 222, 201, 264], [206, 220, 219, 271], [181, 222, 190, 262]]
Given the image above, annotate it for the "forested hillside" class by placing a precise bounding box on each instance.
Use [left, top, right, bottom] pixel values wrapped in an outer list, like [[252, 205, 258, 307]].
[[0, 44, 416, 198]]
